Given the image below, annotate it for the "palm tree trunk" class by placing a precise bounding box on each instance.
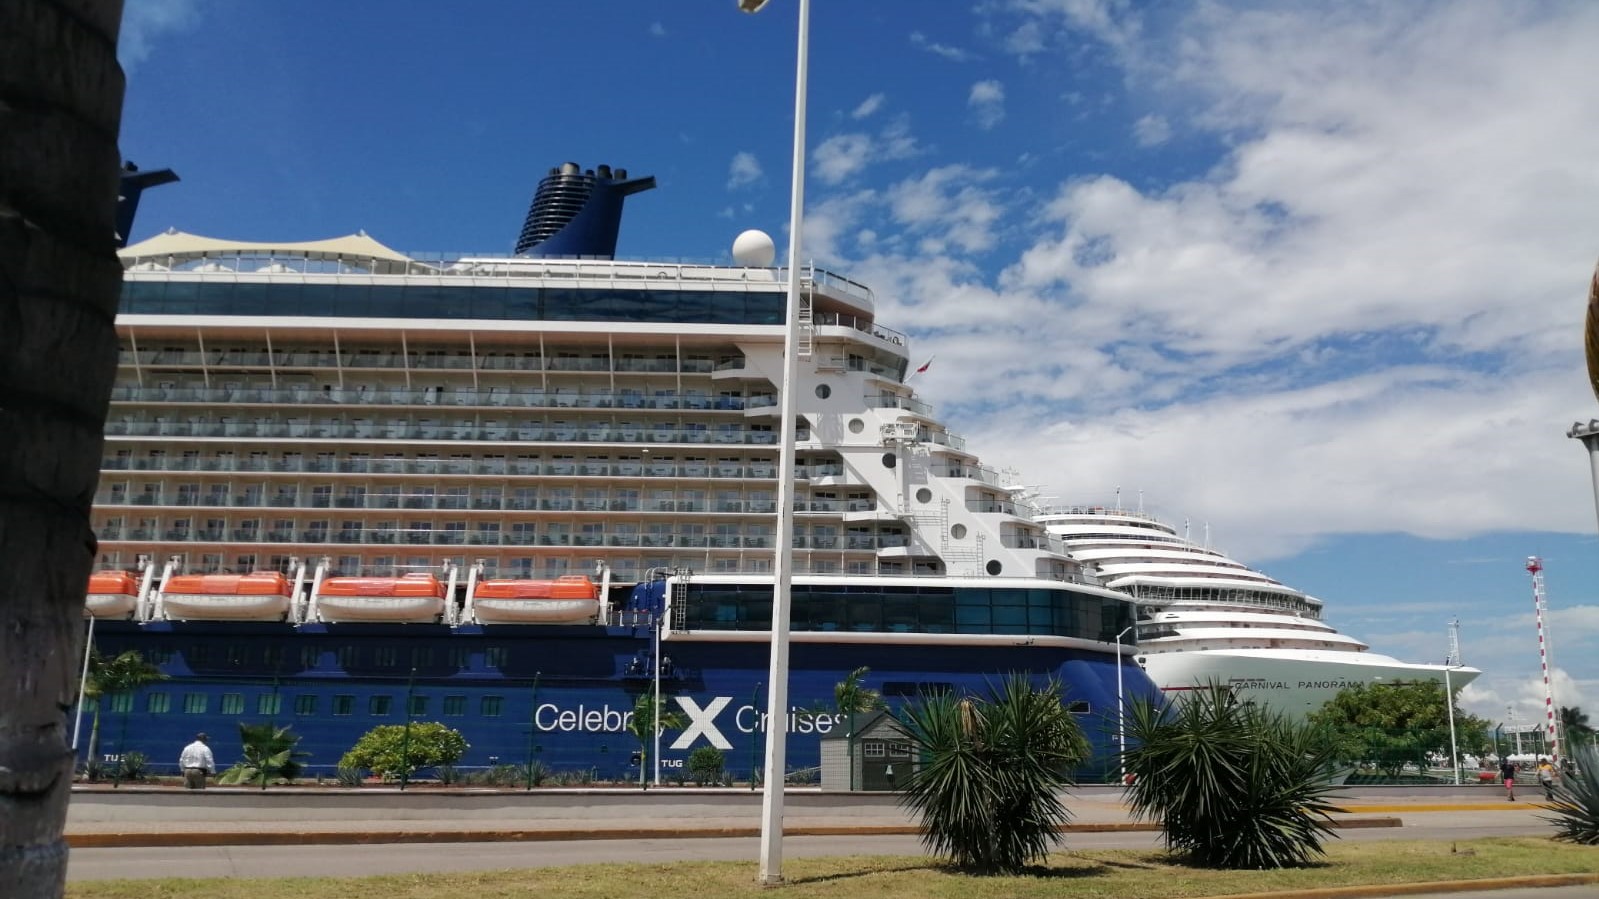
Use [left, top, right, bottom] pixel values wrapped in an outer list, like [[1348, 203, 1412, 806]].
[[0, 2, 127, 895]]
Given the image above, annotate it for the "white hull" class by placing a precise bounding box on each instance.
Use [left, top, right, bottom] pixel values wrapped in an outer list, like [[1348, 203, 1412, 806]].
[[160, 593, 291, 621], [1141, 648, 1481, 718], [84, 593, 139, 619], [315, 596, 445, 623], [470, 598, 599, 625]]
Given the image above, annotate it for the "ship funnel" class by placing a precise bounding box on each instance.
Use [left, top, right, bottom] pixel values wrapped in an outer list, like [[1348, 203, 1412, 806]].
[[514, 161, 656, 258]]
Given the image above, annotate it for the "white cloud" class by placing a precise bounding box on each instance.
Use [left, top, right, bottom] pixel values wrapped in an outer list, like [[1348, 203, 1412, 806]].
[[810, 118, 922, 186], [1132, 113, 1171, 147], [969, 79, 1007, 130], [852, 93, 887, 120], [649, 21, 666, 37], [726, 152, 763, 190], [910, 31, 973, 62], [119, 0, 203, 69]]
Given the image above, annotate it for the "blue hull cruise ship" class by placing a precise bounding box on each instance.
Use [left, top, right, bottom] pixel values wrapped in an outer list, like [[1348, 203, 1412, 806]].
[[85, 162, 1157, 781]]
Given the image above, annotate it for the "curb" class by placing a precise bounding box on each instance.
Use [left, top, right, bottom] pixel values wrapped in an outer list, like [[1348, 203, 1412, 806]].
[[1204, 872, 1599, 899], [1337, 803, 1557, 813], [65, 817, 1400, 849]]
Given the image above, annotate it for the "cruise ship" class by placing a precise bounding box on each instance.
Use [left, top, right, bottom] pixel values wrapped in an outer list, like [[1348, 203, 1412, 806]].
[[82, 162, 1158, 780], [1035, 505, 1479, 717]]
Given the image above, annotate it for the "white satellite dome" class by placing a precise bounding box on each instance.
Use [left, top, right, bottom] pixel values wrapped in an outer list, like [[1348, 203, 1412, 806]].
[[731, 229, 776, 267]]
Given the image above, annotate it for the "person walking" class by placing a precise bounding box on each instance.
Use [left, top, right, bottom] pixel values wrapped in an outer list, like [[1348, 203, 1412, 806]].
[[180, 732, 215, 789], [1499, 756, 1518, 801], [1537, 757, 1557, 801]]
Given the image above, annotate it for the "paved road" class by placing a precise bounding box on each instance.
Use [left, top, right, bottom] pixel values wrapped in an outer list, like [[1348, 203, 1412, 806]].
[[66, 813, 1560, 882]]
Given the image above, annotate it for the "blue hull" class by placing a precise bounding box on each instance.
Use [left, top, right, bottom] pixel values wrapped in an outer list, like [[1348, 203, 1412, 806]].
[[83, 620, 1159, 782]]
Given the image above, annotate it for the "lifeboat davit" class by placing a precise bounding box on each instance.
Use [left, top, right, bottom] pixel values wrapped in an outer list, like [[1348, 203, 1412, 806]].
[[160, 571, 293, 621], [86, 571, 142, 619], [313, 572, 446, 623], [470, 575, 600, 624]]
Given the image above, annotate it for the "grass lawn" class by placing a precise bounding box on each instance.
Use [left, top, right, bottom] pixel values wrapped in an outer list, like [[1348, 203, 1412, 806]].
[[69, 837, 1598, 899]]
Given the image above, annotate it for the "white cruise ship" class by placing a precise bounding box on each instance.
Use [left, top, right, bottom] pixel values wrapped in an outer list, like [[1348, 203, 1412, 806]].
[[1035, 505, 1479, 717], [84, 161, 1160, 779]]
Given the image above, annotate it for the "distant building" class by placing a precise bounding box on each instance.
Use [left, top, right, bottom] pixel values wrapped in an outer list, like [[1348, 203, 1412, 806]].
[[820, 710, 916, 791]]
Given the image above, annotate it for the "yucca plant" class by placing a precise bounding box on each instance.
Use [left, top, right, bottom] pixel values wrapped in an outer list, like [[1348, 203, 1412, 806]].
[[898, 675, 1090, 874], [1544, 742, 1599, 844], [1123, 684, 1345, 869]]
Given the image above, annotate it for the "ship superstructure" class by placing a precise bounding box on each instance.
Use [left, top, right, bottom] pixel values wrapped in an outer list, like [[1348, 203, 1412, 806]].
[[1036, 505, 1479, 717]]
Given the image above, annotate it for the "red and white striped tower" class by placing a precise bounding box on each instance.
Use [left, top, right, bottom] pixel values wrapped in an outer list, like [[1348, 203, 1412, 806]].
[[1527, 556, 1560, 766]]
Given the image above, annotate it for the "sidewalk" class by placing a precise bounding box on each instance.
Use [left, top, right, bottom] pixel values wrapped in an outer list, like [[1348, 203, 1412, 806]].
[[60, 787, 1463, 848]]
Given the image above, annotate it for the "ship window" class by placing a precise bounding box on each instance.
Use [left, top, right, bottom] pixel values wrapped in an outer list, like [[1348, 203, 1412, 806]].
[[449, 647, 470, 669], [146, 692, 171, 714], [373, 646, 398, 668], [301, 646, 321, 668], [408, 695, 428, 717], [332, 695, 354, 716], [480, 696, 504, 717], [257, 694, 282, 716], [1066, 701, 1091, 715], [220, 694, 244, 715], [295, 695, 317, 716], [369, 695, 392, 716], [485, 647, 507, 669], [337, 646, 357, 668], [183, 694, 207, 714], [443, 696, 466, 717]]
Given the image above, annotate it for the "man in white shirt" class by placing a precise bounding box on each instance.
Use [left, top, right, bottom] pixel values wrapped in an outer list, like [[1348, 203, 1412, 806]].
[[179, 732, 215, 789]]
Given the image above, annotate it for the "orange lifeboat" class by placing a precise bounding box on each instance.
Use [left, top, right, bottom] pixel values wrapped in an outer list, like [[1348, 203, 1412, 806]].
[[159, 571, 293, 621], [313, 572, 447, 623], [86, 571, 142, 619], [470, 575, 600, 624]]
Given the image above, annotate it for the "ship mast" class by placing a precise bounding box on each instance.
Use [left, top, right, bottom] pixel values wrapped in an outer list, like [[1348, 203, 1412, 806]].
[[1526, 556, 1561, 765]]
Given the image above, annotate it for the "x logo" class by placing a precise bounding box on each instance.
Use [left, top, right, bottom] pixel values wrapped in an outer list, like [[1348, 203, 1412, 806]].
[[671, 696, 733, 750]]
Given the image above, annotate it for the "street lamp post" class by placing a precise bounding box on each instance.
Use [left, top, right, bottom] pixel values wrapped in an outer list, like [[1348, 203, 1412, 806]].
[[1114, 625, 1133, 783], [744, 0, 811, 886]]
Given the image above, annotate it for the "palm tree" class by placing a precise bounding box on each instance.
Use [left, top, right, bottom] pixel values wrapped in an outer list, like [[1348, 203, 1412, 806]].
[[1123, 684, 1345, 869], [2, 4, 127, 894], [84, 650, 168, 781], [626, 692, 687, 789], [835, 666, 886, 790], [1561, 706, 1595, 752], [898, 675, 1090, 873], [217, 723, 308, 789]]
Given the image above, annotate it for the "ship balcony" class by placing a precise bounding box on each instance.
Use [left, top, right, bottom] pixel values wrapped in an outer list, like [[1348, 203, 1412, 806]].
[[966, 499, 1021, 516], [864, 394, 934, 417], [841, 504, 893, 523], [103, 419, 782, 447]]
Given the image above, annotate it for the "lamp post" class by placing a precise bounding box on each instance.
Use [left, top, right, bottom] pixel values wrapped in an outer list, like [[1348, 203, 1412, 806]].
[[742, 0, 810, 885], [1114, 625, 1133, 783]]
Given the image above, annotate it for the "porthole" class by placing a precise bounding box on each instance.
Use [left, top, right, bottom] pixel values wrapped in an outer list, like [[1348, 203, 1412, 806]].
[[985, 559, 1002, 576], [815, 384, 832, 399], [951, 523, 967, 540], [916, 488, 932, 504], [847, 418, 864, 434], [881, 453, 896, 469]]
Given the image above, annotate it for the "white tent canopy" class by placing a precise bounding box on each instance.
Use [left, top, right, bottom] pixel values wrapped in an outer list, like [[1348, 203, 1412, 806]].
[[119, 229, 423, 274]]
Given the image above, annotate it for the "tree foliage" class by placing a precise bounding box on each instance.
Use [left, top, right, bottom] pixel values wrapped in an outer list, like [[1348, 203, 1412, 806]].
[[339, 723, 467, 780], [1307, 681, 1490, 777], [1561, 706, 1596, 750], [898, 675, 1090, 874], [83, 650, 168, 779], [1124, 685, 1345, 869], [626, 692, 687, 787], [218, 722, 309, 787]]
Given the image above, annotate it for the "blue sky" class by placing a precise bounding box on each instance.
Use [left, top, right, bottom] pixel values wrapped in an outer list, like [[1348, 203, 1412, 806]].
[[117, 0, 1599, 727]]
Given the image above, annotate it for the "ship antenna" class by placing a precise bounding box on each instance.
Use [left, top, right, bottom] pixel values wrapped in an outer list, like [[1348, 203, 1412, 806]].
[[1137, 489, 1144, 514], [1446, 617, 1462, 667], [1527, 556, 1561, 766], [1114, 485, 1121, 511]]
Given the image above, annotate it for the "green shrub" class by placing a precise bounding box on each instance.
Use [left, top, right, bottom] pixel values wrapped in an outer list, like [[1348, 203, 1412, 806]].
[[899, 675, 1090, 874], [217, 722, 308, 787], [688, 746, 725, 786], [335, 766, 364, 787], [339, 722, 468, 780], [522, 760, 551, 788], [1545, 743, 1599, 844], [113, 751, 149, 782], [1123, 683, 1345, 869]]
